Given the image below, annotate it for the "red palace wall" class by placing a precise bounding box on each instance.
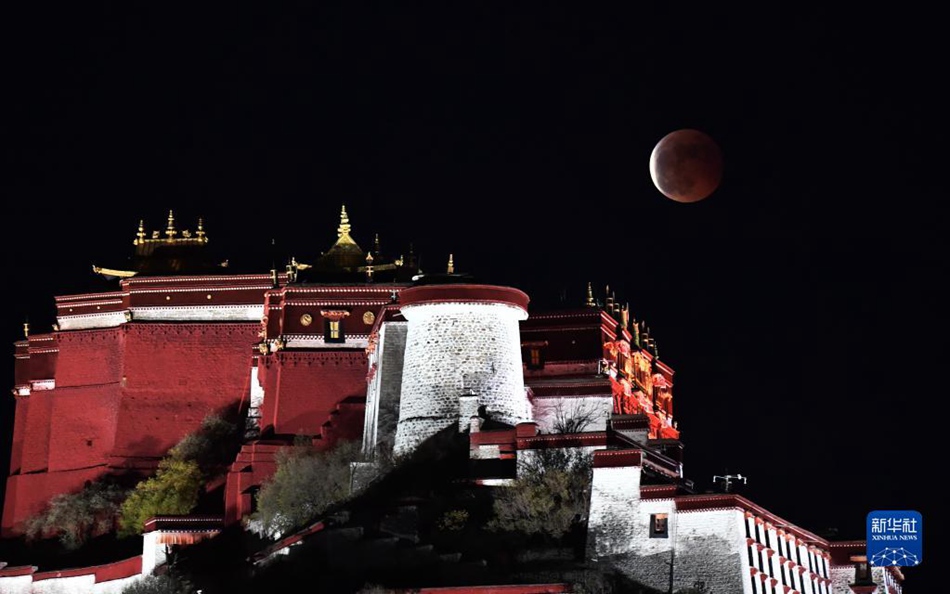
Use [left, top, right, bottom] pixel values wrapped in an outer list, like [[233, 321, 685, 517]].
[[19, 390, 52, 475], [111, 323, 258, 463], [2, 322, 260, 536], [257, 351, 367, 438], [8, 397, 28, 475]]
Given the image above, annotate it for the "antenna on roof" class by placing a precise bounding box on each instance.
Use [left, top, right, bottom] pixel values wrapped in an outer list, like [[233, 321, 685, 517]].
[[712, 474, 747, 493]]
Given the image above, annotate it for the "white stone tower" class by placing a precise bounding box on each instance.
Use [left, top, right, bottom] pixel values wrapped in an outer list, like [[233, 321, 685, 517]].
[[393, 284, 531, 457]]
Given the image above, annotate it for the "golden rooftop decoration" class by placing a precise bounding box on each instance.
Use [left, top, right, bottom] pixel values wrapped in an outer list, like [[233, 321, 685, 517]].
[[165, 210, 177, 238], [447, 254, 454, 274], [336, 205, 356, 244], [585, 282, 596, 307], [132, 212, 209, 247]]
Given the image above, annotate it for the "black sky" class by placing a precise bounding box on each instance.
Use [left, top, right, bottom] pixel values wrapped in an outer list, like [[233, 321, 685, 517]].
[[1, 4, 944, 588]]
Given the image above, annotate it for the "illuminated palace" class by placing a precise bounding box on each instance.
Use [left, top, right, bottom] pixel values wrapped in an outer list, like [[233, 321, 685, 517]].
[[1, 209, 901, 593]]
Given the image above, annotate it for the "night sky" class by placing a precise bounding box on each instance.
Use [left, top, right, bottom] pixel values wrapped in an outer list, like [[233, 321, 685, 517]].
[[1, 5, 943, 588]]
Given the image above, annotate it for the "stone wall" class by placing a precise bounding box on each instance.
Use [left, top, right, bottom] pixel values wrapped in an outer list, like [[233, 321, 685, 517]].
[[587, 456, 752, 594], [395, 302, 529, 456], [362, 322, 407, 458]]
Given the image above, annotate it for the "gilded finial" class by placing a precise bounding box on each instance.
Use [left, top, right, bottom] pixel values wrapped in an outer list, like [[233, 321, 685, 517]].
[[365, 252, 375, 281], [585, 282, 596, 307], [23, 321, 29, 338], [337, 205, 352, 239], [134, 220, 146, 245], [196, 217, 206, 240], [447, 254, 454, 274], [621, 302, 630, 329], [165, 210, 177, 238]]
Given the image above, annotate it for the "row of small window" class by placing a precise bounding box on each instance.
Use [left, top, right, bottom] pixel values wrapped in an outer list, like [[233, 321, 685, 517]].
[[745, 517, 829, 579], [748, 545, 829, 594]]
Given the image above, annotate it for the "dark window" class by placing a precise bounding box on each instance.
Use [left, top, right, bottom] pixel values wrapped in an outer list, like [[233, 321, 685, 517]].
[[745, 518, 751, 539], [748, 545, 755, 567], [527, 347, 544, 369], [649, 513, 668, 538], [855, 561, 870, 583], [325, 319, 345, 343]]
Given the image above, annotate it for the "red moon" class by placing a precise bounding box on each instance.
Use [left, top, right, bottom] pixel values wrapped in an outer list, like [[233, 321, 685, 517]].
[[649, 129, 723, 203]]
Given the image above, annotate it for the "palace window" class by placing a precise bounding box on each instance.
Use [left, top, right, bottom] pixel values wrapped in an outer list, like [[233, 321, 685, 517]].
[[325, 319, 345, 343], [649, 513, 668, 538], [854, 559, 871, 584], [523, 342, 547, 370], [529, 348, 543, 369]]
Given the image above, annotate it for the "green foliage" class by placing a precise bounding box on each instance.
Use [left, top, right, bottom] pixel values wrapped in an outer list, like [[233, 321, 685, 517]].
[[120, 573, 193, 594], [253, 439, 361, 537], [437, 509, 469, 531], [118, 458, 204, 537], [168, 413, 242, 476], [117, 413, 241, 537], [488, 448, 591, 539], [25, 480, 127, 550]]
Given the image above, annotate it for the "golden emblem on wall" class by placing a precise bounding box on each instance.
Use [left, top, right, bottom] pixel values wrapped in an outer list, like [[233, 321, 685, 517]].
[[300, 313, 313, 327], [363, 311, 376, 325]]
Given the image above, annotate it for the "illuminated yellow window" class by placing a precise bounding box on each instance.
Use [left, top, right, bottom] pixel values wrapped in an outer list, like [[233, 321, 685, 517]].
[[530, 348, 540, 366], [329, 320, 340, 339]]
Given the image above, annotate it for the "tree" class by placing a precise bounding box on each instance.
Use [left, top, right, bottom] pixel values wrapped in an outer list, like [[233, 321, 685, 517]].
[[551, 399, 601, 434], [488, 448, 592, 539], [252, 439, 361, 538], [118, 413, 241, 537], [25, 480, 127, 550], [118, 458, 204, 537]]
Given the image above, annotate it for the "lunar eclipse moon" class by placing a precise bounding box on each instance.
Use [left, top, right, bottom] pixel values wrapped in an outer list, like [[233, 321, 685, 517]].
[[649, 129, 723, 203]]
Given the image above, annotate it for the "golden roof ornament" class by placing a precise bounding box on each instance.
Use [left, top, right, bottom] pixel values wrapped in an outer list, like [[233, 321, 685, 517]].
[[134, 220, 146, 245], [23, 321, 29, 338], [165, 210, 177, 238], [365, 252, 375, 281], [338, 205, 352, 239], [196, 217, 206, 241], [447, 253, 454, 274], [585, 282, 596, 307]]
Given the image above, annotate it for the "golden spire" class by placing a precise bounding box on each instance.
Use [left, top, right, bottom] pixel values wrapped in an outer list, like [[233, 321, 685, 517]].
[[134, 220, 146, 245], [338, 205, 352, 239], [23, 320, 29, 338], [165, 210, 177, 238], [196, 217, 206, 241], [621, 302, 630, 329], [585, 282, 596, 307], [447, 253, 454, 274], [365, 252, 374, 281]]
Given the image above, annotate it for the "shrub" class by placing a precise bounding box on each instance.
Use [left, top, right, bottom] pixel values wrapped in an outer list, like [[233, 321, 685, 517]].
[[488, 448, 591, 539], [252, 439, 361, 538], [437, 509, 469, 531], [25, 480, 127, 550], [118, 458, 204, 537], [120, 573, 192, 594], [117, 413, 241, 537]]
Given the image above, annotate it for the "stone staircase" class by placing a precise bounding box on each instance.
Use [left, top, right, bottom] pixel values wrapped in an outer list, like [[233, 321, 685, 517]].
[[313, 396, 366, 449]]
